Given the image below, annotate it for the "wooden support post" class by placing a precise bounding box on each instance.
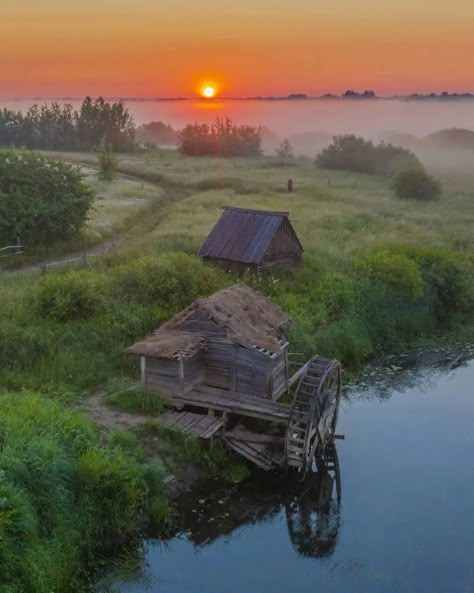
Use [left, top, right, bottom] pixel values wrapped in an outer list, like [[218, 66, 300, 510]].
[[140, 356, 146, 388], [178, 358, 184, 396]]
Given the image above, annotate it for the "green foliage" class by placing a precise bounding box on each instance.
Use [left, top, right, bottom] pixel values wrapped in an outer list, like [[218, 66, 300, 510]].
[[356, 250, 424, 300], [316, 134, 421, 175], [0, 392, 166, 593], [392, 168, 442, 200], [105, 380, 166, 416], [0, 150, 95, 246], [98, 141, 118, 181], [0, 97, 135, 151], [35, 271, 106, 321], [178, 117, 262, 156], [275, 138, 294, 158], [111, 253, 226, 314], [389, 246, 474, 320]]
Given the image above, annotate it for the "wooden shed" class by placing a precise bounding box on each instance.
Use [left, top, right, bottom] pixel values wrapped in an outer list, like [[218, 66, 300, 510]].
[[127, 283, 293, 400], [198, 207, 303, 270]]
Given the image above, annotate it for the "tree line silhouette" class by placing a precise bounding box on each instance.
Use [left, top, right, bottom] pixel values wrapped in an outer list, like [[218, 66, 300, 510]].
[[0, 97, 135, 151]]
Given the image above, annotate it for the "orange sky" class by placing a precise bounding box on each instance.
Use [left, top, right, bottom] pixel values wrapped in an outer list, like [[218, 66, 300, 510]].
[[2, 0, 474, 97]]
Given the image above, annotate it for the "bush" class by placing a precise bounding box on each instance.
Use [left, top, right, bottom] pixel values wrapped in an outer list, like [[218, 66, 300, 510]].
[[0, 150, 95, 247], [392, 168, 442, 200], [356, 250, 424, 300], [111, 253, 226, 313], [391, 246, 474, 319], [35, 271, 106, 321], [275, 138, 294, 158], [0, 392, 165, 593], [316, 134, 421, 175], [98, 141, 118, 181], [178, 117, 262, 157]]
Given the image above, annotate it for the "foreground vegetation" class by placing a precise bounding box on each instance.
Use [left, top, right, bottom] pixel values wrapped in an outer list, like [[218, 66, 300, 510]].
[[0, 146, 473, 591], [0, 392, 169, 593]]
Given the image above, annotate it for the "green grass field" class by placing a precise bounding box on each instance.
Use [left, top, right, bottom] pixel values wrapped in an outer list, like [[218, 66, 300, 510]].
[[0, 147, 472, 593]]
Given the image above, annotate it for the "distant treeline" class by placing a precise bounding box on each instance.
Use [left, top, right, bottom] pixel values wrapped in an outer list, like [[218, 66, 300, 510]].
[[178, 118, 262, 156], [0, 97, 135, 151]]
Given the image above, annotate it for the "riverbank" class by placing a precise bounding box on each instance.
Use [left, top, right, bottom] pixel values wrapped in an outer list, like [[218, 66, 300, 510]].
[[0, 148, 472, 592], [100, 348, 474, 593]]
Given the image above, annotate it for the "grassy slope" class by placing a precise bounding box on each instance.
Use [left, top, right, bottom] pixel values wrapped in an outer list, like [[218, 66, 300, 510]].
[[0, 147, 472, 591]]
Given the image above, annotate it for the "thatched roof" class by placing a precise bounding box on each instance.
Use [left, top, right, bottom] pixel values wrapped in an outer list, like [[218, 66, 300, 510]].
[[126, 330, 206, 360], [127, 283, 292, 360], [198, 207, 303, 265]]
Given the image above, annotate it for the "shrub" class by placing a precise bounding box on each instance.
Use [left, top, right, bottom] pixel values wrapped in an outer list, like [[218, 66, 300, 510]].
[[35, 271, 106, 321], [391, 246, 474, 319], [0, 150, 95, 247], [356, 250, 424, 300], [178, 117, 262, 157], [98, 141, 118, 181], [315, 318, 373, 367], [111, 253, 226, 313], [275, 138, 294, 158], [315, 135, 421, 176], [392, 168, 442, 200], [0, 392, 165, 593]]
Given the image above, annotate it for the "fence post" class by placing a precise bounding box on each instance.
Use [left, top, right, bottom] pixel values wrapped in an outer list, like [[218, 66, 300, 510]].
[[41, 263, 47, 275]]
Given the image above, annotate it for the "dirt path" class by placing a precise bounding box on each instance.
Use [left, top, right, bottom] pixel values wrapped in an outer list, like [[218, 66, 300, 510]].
[[79, 392, 150, 432], [1, 235, 121, 277]]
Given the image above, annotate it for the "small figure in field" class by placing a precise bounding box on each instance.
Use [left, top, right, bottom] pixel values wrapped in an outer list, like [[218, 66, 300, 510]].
[[287, 178, 293, 193]]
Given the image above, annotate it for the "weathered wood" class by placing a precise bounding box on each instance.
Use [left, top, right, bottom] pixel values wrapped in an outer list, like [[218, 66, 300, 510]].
[[224, 427, 284, 445], [223, 438, 281, 471], [173, 386, 291, 423], [157, 410, 225, 439]]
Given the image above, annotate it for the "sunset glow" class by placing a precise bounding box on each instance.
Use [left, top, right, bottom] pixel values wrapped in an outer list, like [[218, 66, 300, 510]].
[[2, 0, 474, 98]]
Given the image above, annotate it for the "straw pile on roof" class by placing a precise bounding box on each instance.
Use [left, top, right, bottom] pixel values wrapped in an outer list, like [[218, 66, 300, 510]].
[[162, 283, 291, 353], [127, 283, 292, 359], [126, 330, 206, 359]]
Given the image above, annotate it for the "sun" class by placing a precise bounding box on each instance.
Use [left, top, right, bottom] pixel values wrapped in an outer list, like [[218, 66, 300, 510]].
[[201, 85, 216, 99]]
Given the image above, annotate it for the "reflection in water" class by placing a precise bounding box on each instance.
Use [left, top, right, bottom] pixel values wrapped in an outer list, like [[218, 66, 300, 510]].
[[110, 353, 474, 593], [166, 447, 342, 559], [286, 446, 341, 558]]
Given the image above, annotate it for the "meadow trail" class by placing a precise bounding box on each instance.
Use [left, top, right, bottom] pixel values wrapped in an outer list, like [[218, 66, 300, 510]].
[[79, 391, 149, 431]]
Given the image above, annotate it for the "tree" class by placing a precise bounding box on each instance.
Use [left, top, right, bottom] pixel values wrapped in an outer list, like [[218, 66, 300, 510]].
[[98, 141, 118, 181], [0, 150, 95, 246], [315, 135, 421, 175], [275, 138, 294, 158], [392, 168, 442, 201], [178, 117, 262, 157]]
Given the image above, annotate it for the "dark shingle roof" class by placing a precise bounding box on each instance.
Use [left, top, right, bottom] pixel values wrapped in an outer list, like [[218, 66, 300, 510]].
[[198, 207, 298, 264]]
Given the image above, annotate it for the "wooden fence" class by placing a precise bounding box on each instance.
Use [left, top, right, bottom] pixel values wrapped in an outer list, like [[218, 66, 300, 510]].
[[0, 244, 24, 258]]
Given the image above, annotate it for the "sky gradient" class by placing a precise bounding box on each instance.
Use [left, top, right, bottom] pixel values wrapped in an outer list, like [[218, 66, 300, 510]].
[[2, 0, 474, 98]]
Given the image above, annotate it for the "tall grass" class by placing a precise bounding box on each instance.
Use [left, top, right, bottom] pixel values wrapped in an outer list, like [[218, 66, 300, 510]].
[[0, 392, 167, 593]]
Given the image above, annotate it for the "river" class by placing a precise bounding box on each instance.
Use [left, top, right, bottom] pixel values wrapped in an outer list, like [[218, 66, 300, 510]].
[[104, 348, 474, 593]]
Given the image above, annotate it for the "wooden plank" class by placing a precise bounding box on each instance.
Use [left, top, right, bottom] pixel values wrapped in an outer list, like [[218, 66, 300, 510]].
[[224, 438, 277, 471], [223, 428, 284, 445], [174, 386, 290, 423]]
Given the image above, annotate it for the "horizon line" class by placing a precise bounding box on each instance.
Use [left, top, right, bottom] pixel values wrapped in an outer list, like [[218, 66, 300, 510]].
[[3, 91, 474, 103]]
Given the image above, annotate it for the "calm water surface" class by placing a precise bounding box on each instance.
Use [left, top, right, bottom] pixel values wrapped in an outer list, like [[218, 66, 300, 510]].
[[113, 353, 474, 593]]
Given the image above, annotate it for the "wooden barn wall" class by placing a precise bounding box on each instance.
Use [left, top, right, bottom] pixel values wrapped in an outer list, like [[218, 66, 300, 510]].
[[144, 352, 204, 396], [262, 219, 302, 267], [203, 339, 234, 390], [180, 311, 226, 336], [235, 346, 272, 398], [144, 357, 180, 396]]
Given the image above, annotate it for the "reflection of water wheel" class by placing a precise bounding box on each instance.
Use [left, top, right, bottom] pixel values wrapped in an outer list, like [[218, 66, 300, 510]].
[[285, 447, 341, 557], [285, 356, 342, 477]]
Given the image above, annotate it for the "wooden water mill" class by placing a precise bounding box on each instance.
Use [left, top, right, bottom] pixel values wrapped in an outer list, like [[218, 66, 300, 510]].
[[127, 284, 344, 476]]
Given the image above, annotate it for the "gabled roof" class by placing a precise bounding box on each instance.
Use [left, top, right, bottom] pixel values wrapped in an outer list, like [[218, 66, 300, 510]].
[[127, 283, 292, 359], [198, 207, 302, 265]]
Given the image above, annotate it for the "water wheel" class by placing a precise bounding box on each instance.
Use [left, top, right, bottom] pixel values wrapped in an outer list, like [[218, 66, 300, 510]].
[[285, 356, 342, 477]]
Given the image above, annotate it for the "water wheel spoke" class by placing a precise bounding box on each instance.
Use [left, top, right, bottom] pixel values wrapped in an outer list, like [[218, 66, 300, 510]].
[[285, 356, 342, 476]]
